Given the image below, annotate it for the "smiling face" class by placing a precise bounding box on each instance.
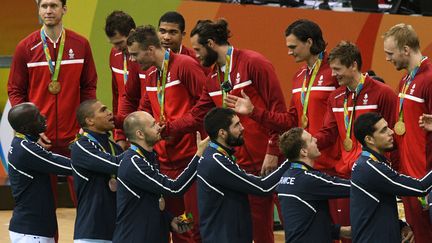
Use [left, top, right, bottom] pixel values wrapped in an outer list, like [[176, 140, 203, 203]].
[[38, 0, 66, 28], [190, 34, 218, 67], [329, 58, 357, 88]]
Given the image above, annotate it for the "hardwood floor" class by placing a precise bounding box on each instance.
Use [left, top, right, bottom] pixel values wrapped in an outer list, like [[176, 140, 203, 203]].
[[0, 208, 285, 242]]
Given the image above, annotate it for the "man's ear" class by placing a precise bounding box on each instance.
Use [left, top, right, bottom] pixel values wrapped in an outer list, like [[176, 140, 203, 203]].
[[365, 135, 374, 146]]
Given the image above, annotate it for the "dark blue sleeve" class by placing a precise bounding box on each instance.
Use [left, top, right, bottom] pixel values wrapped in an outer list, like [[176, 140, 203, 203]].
[[362, 159, 432, 197], [210, 155, 290, 195], [301, 171, 351, 199], [17, 140, 72, 175], [71, 139, 122, 175], [123, 155, 199, 196]]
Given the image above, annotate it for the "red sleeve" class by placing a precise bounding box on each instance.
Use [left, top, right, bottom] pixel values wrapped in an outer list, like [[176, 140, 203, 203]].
[[116, 66, 142, 128], [138, 91, 152, 114], [248, 57, 287, 155], [315, 95, 339, 150], [7, 41, 29, 106], [163, 85, 215, 138], [111, 69, 119, 118], [179, 58, 205, 102], [249, 97, 298, 132], [378, 84, 399, 170], [79, 39, 97, 102]]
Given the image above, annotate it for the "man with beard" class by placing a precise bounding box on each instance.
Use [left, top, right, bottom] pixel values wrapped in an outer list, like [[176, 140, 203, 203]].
[[382, 23, 432, 242], [7, 103, 72, 243], [125, 25, 206, 242], [349, 112, 432, 243], [164, 19, 287, 243], [112, 111, 209, 243], [197, 107, 289, 243], [70, 100, 124, 243], [105, 10, 142, 150]]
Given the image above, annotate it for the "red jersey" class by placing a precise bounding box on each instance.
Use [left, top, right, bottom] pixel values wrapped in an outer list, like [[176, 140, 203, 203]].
[[143, 52, 206, 168], [8, 29, 97, 150], [117, 45, 204, 126], [238, 53, 340, 170], [167, 48, 287, 171], [109, 48, 144, 141], [289, 53, 340, 170], [316, 75, 397, 177], [396, 57, 432, 178]]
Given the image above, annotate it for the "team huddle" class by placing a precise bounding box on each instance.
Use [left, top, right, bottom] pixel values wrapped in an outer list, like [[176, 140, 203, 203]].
[[5, 0, 432, 243]]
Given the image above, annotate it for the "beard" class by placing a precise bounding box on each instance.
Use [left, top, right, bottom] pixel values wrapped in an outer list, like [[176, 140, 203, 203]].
[[226, 132, 244, 147], [202, 45, 218, 67]]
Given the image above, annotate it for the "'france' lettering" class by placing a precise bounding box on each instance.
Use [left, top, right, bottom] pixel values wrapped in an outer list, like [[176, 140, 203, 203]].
[[279, 176, 295, 185]]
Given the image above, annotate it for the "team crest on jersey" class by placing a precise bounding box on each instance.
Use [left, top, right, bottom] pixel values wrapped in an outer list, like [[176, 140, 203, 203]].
[[317, 75, 324, 85], [409, 84, 416, 95], [167, 72, 171, 82], [235, 72, 241, 84], [68, 49, 75, 59], [363, 93, 368, 105]]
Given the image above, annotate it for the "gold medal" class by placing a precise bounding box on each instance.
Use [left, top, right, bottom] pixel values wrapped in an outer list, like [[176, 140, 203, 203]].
[[343, 137, 353, 152], [108, 178, 117, 192], [394, 121, 406, 136], [48, 81, 61, 95], [159, 196, 165, 211], [301, 114, 308, 128]]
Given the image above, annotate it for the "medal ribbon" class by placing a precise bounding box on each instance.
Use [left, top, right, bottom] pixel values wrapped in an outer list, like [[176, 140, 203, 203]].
[[123, 54, 128, 84], [290, 162, 309, 171], [397, 57, 425, 123], [209, 141, 236, 162], [83, 132, 115, 155], [15, 132, 29, 141], [157, 50, 170, 121], [361, 151, 378, 162], [301, 52, 323, 119], [40, 27, 66, 83], [130, 144, 145, 157], [217, 46, 233, 108], [343, 74, 365, 140]]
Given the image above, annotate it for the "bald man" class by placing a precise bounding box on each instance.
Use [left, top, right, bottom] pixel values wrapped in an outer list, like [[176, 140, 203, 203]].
[[7, 103, 72, 243], [112, 111, 209, 243]]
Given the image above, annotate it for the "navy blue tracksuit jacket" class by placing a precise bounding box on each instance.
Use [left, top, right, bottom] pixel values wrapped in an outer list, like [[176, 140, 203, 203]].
[[351, 147, 432, 243], [276, 161, 350, 243], [8, 134, 72, 237], [197, 141, 290, 243], [70, 130, 123, 240], [112, 143, 199, 243]]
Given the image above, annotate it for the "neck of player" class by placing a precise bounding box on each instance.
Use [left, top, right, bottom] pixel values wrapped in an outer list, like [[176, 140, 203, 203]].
[[348, 72, 362, 91], [306, 54, 319, 69], [155, 48, 166, 70], [217, 45, 230, 67], [408, 51, 423, 73], [43, 24, 63, 42]]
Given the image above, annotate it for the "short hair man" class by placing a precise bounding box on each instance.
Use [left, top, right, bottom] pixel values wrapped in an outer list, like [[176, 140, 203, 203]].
[[8, 0, 98, 208], [276, 127, 351, 242], [383, 23, 432, 242], [349, 112, 432, 242], [112, 111, 208, 243], [197, 107, 289, 243], [104, 10, 142, 150], [8, 103, 72, 243], [125, 24, 206, 242], [70, 100, 124, 243]]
